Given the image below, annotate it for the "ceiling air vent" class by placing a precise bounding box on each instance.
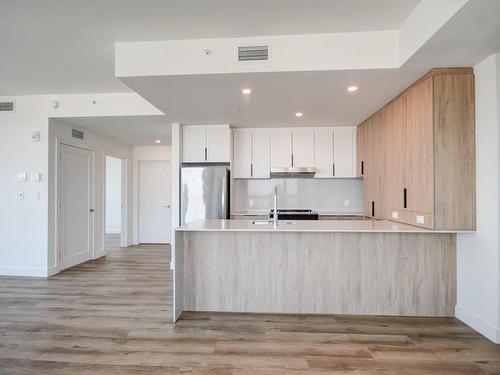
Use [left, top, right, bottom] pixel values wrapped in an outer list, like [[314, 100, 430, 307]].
[[71, 128, 84, 140], [0, 101, 15, 112], [238, 45, 269, 61]]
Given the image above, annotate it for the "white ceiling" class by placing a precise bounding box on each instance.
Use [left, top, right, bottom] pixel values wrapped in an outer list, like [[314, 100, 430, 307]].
[[0, 0, 420, 95], [63, 116, 171, 146], [122, 69, 417, 128], [121, 0, 500, 128]]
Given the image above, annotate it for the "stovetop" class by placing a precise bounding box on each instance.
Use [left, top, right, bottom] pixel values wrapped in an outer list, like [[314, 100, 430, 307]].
[[269, 209, 319, 220]]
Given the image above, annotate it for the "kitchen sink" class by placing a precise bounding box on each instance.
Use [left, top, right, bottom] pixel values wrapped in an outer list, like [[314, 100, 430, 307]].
[[252, 220, 298, 225]]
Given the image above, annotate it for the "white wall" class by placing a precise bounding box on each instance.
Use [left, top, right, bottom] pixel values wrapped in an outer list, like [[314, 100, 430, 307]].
[[0, 93, 161, 277], [456, 53, 500, 343], [105, 156, 122, 234], [132, 146, 171, 244], [232, 178, 363, 215]]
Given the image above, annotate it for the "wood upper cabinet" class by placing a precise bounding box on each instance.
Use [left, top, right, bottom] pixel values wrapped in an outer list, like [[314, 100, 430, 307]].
[[182, 125, 230, 163], [292, 129, 315, 167], [358, 68, 475, 230], [404, 77, 434, 214], [386, 95, 406, 211], [356, 125, 365, 177]]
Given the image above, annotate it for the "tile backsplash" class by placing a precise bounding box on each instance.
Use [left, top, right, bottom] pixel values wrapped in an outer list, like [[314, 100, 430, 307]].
[[232, 178, 364, 214]]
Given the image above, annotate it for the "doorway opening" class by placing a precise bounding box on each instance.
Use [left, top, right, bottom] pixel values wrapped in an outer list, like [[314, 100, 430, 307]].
[[105, 156, 124, 250]]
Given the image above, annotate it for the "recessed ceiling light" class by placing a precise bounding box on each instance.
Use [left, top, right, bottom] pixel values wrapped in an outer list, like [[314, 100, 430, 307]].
[[347, 86, 358, 92], [242, 88, 252, 95], [155, 139, 161, 144], [295, 112, 303, 117]]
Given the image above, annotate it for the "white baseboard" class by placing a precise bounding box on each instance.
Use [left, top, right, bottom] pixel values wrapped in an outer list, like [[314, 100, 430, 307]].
[[47, 266, 59, 277], [94, 251, 106, 259], [455, 305, 500, 344], [0, 267, 48, 277]]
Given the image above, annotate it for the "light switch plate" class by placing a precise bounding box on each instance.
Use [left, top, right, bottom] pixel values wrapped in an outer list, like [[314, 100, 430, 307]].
[[30, 173, 41, 182], [31, 131, 40, 142], [17, 173, 28, 182], [416, 215, 425, 224], [344, 199, 350, 207], [392, 211, 399, 219]]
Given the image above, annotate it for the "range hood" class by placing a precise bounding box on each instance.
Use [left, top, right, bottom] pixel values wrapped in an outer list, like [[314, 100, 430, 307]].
[[270, 167, 316, 178]]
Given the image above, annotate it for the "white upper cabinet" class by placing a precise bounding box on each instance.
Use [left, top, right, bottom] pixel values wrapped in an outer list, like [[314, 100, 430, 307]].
[[182, 125, 230, 163], [233, 130, 252, 178], [233, 130, 270, 179], [333, 127, 356, 177], [292, 129, 315, 167], [206, 127, 230, 162], [314, 128, 334, 178], [270, 130, 292, 168], [232, 126, 356, 179], [182, 126, 206, 162], [251, 131, 270, 178]]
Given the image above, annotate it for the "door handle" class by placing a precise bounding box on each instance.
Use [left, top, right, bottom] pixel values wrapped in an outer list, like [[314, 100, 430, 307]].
[[163, 205, 171, 208], [89, 209, 95, 213]]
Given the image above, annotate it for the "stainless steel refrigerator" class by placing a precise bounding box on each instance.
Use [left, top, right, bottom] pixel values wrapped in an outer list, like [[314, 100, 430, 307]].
[[180, 164, 230, 224]]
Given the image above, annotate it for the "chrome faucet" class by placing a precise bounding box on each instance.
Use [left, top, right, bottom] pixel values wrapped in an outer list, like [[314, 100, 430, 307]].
[[272, 186, 278, 224]]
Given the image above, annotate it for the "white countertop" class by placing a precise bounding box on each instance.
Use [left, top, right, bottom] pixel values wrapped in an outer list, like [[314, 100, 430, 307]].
[[175, 219, 470, 233]]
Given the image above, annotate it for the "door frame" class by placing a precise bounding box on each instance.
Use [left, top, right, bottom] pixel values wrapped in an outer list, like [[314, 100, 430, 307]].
[[137, 159, 171, 244], [103, 153, 128, 249], [55, 139, 95, 274]]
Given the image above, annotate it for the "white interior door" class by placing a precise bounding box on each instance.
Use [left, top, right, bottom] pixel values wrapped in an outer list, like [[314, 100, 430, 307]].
[[139, 161, 171, 243], [58, 144, 93, 271]]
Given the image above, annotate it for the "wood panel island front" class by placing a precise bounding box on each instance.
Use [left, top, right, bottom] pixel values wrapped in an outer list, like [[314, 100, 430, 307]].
[[173, 219, 464, 322]]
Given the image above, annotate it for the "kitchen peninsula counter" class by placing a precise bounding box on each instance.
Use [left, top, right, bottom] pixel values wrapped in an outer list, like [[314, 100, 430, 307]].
[[175, 219, 469, 233], [173, 219, 460, 322]]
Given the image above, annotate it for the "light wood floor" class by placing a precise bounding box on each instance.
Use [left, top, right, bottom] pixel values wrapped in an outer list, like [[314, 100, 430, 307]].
[[0, 237, 499, 374]]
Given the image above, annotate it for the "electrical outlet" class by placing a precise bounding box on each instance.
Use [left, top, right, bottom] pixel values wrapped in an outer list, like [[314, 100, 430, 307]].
[[17, 192, 24, 200], [416, 215, 425, 224], [392, 211, 399, 219], [344, 199, 350, 207]]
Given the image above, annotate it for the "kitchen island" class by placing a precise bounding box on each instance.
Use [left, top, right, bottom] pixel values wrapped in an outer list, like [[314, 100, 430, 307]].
[[173, 219, 462, 321]]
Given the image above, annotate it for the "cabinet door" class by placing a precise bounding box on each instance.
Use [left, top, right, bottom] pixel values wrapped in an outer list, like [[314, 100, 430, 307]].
[[356, 125, 365, 177], [292, 129, 315, 167], [233, 130, 252, 178], [270, 130, 292, 168], [252, 131, 271, 178], [405, 78, 434, 214], [314, 128, 334, 178], [206, 127, 230, 162], [182, 127, 206, 162], [386, 95, 406, 210], [333, 128, 355, 177], [363, 119, 375, 216]]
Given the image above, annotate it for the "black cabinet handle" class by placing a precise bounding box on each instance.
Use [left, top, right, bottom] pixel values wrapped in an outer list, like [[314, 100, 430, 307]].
[[361, 161, 364, 175], [204, 147, 207, 161], [371, 201, 375, 217], [250, 163, 253, 177], [291, 154, 294, 167], [403, 188, 407, 209], [333, 163, 335, 176]]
